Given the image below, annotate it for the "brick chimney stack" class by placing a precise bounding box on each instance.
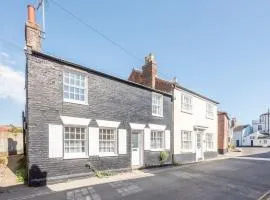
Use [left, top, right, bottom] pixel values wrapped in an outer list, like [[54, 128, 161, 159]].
[[25, 5, 41, 51], [142, 53, 157, 88]]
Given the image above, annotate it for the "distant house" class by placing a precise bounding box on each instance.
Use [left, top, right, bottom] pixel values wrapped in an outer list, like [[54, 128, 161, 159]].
[[129, 54, 219, 163], [233, 125, 253, 147], [257, 135, 270, 147], [242, 131, 269, 147], [252, 111, 270, 134], [24, 6, 172, 185], [0, 125, 24, 156]]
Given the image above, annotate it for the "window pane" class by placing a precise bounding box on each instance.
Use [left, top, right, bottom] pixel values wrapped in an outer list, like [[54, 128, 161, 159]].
[[99, 128, 116, 153], [63, 72, 86, 102], [64, 92, 69, 99], [70, 93, 74, 99], [64, 85, 69, 92]]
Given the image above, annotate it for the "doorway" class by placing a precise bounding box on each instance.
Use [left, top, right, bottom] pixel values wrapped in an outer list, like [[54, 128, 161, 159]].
[[251, 140, 253, 147], [196, 131, 203, 161], [236, 140, 240, 147], [131, 130, 143, 166]]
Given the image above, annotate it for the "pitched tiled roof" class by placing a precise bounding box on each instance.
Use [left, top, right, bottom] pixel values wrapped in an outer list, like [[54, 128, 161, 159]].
[[128, 69, 173, 93], [0, 126, 10, 133], [155, 77, 173, 93], [128, 68, 219, 104], [128, 69, 145, 85]]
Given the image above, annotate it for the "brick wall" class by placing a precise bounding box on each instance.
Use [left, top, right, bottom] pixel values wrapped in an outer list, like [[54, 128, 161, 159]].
[[218, 113, 229, 154]]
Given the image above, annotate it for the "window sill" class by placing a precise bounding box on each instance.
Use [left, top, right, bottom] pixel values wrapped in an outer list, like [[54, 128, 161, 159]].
[[206, 116, 214, 120], [205, 149, 216, 152], [63, 154, 88, 160], [180, 150, 194, 153], [181, 110, 193, 115], [98, 153, 118, 157], [149, 148, 166, 152], [64, 99, 88, 105], [152, 114, 163, 118]]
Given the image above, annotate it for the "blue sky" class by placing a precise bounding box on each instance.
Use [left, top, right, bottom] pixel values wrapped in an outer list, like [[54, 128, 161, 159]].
[[1, 0, 270, 126]]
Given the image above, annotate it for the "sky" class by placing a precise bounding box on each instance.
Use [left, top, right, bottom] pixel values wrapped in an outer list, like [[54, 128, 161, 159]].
[[1, 0, 270, 126]]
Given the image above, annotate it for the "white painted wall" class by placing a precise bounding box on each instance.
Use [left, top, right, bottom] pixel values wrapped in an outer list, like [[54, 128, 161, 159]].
[[232, 126, 252, 146], [173, 88, 218, 154], [233, 131, 243, 146], [242, 131, 270, 147]]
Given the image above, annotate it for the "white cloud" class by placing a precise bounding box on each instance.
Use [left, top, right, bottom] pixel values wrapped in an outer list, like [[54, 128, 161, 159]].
[[0, 52, 16, 66], [0, 61, 25, 104]]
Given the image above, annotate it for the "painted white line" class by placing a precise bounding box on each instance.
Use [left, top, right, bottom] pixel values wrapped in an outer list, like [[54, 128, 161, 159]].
[[258, 190, 270, 200], [232, 157, 270, 161], [7, 191, 56, 200]]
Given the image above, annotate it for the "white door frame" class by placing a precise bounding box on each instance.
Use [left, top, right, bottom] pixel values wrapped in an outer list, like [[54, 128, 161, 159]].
[[131, 130, 143, 166], [195, 129, 205, 162]]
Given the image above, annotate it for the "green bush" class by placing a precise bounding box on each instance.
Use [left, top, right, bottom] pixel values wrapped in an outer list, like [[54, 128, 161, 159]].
[[228, 144, 235, 150], [16, 155, 27, 183], [159, 151, 169, 164], [95, 171, 113, 178], [16, 168, 26, 183]]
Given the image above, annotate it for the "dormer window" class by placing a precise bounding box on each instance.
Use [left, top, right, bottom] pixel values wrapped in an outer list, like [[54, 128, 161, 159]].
[[63, 71, 88, 104]]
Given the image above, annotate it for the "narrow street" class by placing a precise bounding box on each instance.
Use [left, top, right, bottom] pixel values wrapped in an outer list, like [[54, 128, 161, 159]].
[[2, 148, 270, 200]]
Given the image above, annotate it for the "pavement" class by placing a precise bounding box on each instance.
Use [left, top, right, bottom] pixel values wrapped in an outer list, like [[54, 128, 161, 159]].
[[1, 147, 270, 200]]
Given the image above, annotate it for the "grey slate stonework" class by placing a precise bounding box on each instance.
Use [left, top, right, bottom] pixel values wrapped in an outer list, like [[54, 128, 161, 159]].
[[25, 52, 172, 185], [173, 153, 196, 164], [204, 151, 218, 160]]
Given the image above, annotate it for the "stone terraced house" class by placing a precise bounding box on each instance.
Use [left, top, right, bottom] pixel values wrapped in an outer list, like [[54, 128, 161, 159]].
[[25, 5, 172, 185]]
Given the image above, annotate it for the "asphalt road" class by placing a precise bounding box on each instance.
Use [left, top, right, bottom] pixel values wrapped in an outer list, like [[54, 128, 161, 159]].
[[6, 150, 270, 200]]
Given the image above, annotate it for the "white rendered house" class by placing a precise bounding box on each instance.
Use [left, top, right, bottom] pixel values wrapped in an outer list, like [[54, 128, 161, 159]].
[[173, 85, 219, 163], [232, 125, 252, 147]]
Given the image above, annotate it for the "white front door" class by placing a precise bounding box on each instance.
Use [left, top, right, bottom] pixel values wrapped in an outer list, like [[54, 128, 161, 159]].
[[131, 131, 141, 166], [196, 132, 203, 161]]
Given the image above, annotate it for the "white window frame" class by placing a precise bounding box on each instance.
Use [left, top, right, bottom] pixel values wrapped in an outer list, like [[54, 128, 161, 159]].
[[206, 103, 214, 119], [99, 127, 118, 156], [181, 131, 193, 152], [63, 71, 88, 105], [64, 126, 88, 159], [152, 92, 163, 117], [181, 94, 192, 114], [206, 133, 214, 151], [150, 130, 165, 151]]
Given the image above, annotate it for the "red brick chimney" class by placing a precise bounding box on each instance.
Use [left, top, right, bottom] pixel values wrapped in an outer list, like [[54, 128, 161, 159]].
[[25, 5, 41, 51], [142, 53, 157, 88]]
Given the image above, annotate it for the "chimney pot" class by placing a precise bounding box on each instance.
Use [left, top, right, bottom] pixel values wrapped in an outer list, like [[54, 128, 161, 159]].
[[27, 5, 36, 24]]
